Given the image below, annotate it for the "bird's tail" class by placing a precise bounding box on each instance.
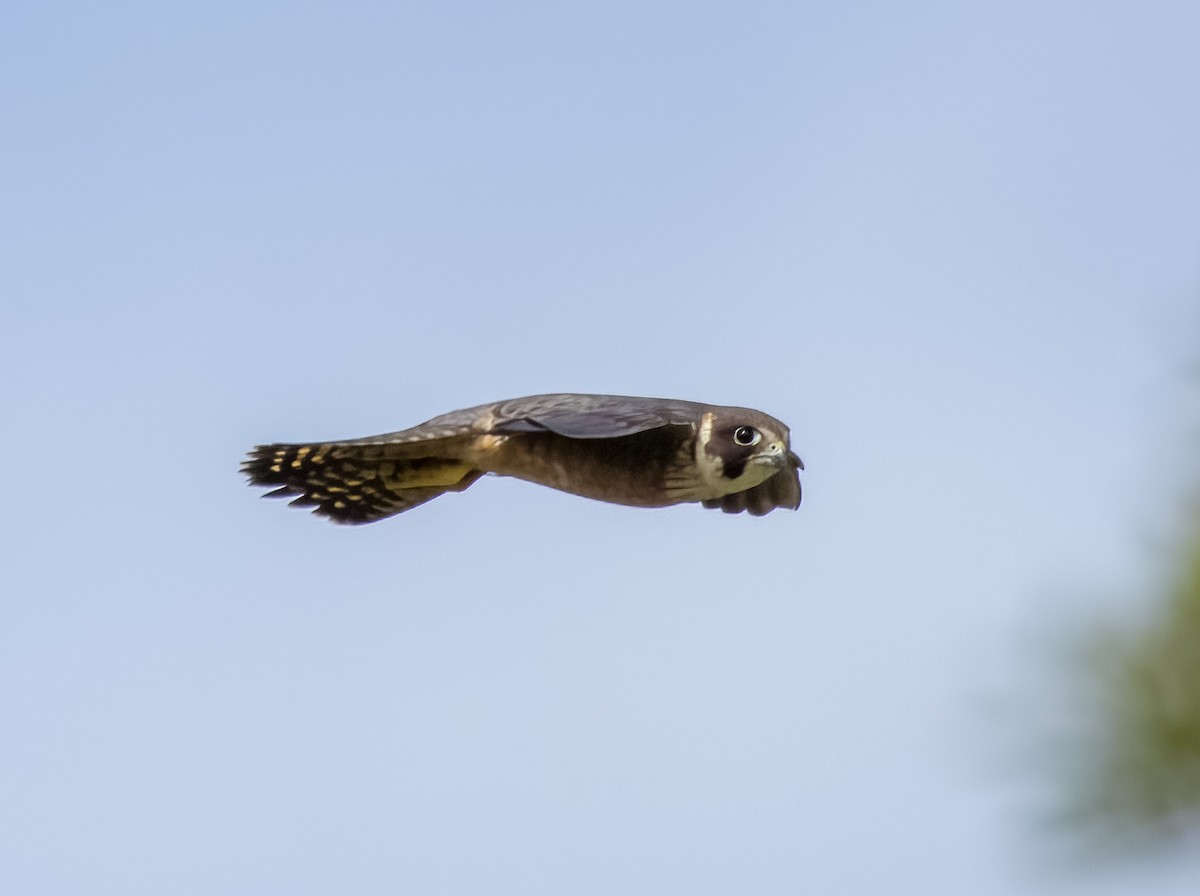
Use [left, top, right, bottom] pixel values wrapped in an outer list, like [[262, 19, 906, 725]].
[[241, 440, 482, 524]]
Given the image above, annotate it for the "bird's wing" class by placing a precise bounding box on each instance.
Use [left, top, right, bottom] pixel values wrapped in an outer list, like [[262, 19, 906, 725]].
[[488, 393, 702, 439], [309, 394, 702, 445]]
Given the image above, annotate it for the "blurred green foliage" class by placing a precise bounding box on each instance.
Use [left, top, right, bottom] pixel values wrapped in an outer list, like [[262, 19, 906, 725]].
[[1059, 502, 1200, 846]]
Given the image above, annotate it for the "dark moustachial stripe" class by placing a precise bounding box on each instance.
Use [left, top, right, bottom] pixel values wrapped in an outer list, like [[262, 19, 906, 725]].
[[720, 455, 747, 481]]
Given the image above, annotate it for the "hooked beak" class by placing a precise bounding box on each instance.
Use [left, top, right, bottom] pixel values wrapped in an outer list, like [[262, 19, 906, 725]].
[[761, 442, 804, 472]]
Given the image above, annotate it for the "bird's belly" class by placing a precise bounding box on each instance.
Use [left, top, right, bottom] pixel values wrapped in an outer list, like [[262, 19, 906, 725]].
[[482, 431, 695, 507]]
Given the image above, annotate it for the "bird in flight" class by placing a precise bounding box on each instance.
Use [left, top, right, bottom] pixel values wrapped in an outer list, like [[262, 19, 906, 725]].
[[242, 393, 803, 523]]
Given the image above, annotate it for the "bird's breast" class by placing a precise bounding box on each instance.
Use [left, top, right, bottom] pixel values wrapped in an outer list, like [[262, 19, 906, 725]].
[[479, 429, 698, 507]]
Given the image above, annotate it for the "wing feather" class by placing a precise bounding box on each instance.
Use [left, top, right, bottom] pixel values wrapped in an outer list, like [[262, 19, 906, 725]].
[[490, 393, 703, 439]]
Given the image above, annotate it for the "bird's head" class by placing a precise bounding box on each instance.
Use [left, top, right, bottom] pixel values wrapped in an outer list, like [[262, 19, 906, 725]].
[[695, 407, 804, 501]]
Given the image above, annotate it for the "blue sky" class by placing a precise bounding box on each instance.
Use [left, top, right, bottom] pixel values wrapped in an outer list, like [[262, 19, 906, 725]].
[[2, 2, 1199, 893]]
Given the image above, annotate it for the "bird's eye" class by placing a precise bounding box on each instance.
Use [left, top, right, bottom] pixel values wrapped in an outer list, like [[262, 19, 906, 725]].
[[733, 426, 761, 447]]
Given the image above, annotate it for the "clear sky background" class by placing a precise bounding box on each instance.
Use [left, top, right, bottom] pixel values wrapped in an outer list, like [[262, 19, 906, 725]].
[[3, 2, 1199, 894]]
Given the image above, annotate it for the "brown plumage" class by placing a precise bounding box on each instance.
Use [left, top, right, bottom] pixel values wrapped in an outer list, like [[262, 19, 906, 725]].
[[242, 393, 803, 523]]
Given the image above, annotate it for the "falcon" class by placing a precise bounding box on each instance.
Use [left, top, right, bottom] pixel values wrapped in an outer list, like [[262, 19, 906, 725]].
[[242, 393, 803, 522]]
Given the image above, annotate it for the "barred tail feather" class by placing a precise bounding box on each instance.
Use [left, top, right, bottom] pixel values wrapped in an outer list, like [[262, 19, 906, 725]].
[[241, 441, 482, 524]]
